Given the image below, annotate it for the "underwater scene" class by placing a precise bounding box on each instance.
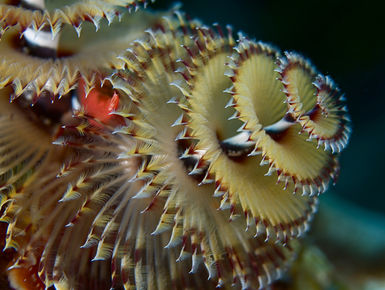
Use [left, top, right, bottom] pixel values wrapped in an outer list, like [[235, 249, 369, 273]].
[[0, 0, 383, 289]]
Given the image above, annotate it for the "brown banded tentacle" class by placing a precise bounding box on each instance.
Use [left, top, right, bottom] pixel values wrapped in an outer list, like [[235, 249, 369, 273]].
[[23, 119, 139, 288], [300, 74, 351, 152], [277, 51, 318, 116], [0, 0, 154, 37], [0, 106, 140, 289], [226, 38, 340, 197], [100, 17, 302, 288], [278, 52, 351, 153], [34, 91, 300, 289], [0, 10, 164, 102], [0, 86, 64, 254], [173, 31, 319, 241]]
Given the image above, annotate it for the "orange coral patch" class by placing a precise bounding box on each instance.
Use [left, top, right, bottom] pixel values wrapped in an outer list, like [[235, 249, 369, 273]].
[[78, 78, 123, 126], [8, 265, 45, 290]]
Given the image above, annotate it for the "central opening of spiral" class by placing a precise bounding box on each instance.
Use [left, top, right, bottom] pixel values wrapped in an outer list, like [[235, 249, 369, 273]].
[[263, 113, 296, 142], [219, 131, 254, 161]]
